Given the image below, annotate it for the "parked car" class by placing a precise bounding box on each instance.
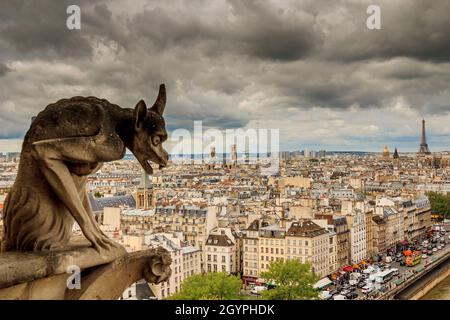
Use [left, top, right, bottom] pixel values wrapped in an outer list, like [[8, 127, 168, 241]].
[[362, 285, 374, 294], [422, 254, 428, 259], [340, 289, 351, 296], [437, 245, 442, 250], [357, 281, 366, 289], [346, 292, 358, 300], [433, 247, 438, 252], [320, 291, 333, 300], [329, 290, 339, 297]]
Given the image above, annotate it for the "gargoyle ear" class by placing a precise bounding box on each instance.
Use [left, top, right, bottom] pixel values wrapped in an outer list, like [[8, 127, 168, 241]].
[[134, 100, 147, 130], [150, 84, 166, 115]]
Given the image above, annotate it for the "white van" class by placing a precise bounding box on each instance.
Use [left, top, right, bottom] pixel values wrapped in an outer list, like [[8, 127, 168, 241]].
[[250, 286, 267, 295], [362, 285, 374, 294]]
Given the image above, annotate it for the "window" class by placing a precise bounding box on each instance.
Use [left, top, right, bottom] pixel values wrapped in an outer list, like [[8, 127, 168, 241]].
[[222, 256, 226, 263]]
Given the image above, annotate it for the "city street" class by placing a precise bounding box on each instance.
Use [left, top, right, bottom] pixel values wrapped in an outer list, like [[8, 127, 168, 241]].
[[323, 223, 450, 300]]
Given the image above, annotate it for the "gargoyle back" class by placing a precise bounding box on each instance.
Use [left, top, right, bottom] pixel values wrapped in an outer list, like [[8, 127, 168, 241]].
[[24, 97, 120, 145]]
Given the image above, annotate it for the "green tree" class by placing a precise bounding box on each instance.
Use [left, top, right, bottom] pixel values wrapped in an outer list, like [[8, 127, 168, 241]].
[[427, 191, 450, 219], [260, 260, 319, 300], [171, 272, 243, 300], [93, 191, 103, 198]]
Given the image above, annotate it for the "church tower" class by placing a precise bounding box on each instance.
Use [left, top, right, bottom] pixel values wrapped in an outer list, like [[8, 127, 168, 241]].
[[393, 147, 399, 159], [135, 169, 153, 209]]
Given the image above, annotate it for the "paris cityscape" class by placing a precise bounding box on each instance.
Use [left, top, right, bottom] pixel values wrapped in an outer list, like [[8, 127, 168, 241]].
[[1, 0, 450, 306], [0, 117, 449, 300]]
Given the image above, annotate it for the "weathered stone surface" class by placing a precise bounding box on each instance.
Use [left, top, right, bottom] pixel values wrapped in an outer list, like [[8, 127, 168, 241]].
[[0, 85, 172, 299], [0, 248, 172, 300], [1, 84, 168, 253], [0, 239, 126, 289]]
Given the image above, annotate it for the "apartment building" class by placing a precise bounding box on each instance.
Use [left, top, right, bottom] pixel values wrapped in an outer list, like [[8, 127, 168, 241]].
[[377, 206, 403, 249], [145, 233, 184, 299], [365, 210, 374, 258], [372, 215, 387, 255], [153, 205, 218, 251], [182, 246, 202, 280], [346, 209, 367, 264], [258, 224, 286, 274], [204, 228, 238, 274], [286, 220, 336, 277], [242, 219, 260, 286], [333, 216, 350, 268]]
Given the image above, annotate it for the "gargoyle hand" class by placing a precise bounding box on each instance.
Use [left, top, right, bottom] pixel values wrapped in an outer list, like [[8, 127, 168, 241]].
[[143, 251, 172, 284]]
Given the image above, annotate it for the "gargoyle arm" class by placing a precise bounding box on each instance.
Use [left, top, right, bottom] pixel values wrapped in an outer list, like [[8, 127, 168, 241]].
[[31, 134, 124, 251]]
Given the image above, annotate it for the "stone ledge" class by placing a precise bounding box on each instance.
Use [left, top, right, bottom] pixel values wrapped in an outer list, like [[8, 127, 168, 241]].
[[0, 240, 126, 289], [0, 246, 171, 300]]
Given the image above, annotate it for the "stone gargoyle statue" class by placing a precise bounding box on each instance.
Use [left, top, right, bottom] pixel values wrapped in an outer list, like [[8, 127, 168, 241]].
[[0, 84, 172, 300]]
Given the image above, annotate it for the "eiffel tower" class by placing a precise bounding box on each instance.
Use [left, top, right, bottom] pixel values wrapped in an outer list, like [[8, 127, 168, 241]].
[[417, 119, 431, 155]]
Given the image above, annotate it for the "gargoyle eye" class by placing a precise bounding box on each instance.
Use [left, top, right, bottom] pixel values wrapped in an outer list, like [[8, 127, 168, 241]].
[[152, 136, 161, 146]]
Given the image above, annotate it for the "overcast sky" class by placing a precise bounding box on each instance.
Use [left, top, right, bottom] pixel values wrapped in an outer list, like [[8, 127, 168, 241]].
[[1, 0, 450, 153]]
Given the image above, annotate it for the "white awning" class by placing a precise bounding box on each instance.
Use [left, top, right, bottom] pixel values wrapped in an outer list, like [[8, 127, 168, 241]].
[[314, 277, 332, 289]]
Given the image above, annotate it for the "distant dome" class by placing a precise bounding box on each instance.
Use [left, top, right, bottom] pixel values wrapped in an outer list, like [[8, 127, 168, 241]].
[[382, 146, 390, 157]]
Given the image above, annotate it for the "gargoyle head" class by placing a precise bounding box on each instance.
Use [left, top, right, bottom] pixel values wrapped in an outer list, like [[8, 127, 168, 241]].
[[131, 84, 169, 174]]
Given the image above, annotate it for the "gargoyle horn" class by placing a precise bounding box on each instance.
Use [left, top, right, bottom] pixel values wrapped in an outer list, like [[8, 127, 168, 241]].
[[150, 84, 166, 115]]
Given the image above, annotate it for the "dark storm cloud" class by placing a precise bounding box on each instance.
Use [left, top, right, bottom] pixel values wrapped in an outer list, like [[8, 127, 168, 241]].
[[0, 62, 11, 77], [0, 1, 94, 59], [322, 0, 450, 63], [127, 0, 321, 61], [1, 0, 450, 151]]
